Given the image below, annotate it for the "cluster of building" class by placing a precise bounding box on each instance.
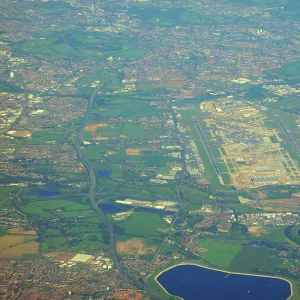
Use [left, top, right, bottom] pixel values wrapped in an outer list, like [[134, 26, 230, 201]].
[[46, 252, 114, 271], [199, 98, 300, 188], [115, 199, 179, 212], [238, 212, 299, 227]]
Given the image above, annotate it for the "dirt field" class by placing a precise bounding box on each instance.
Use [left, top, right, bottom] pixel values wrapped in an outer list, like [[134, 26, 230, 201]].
[[159, 80, 187, 88], [9, 228, 37, 235], [248, 226, 262, 236], [93, 136, 108, 141], [7, 130, 32, 138], [125, 148, 152, 156], [261, 198, 300, 206], [0, 241, 39, 259], [0, 232, 39, 259], [253, 198, 300, 212], [257, 191, 267, 199], [107, 290, 143, 300], [117, 238, 156, 255], [0, 236, 26, 251], [85, 123, 109, 134], [150, 143, 161, 150]]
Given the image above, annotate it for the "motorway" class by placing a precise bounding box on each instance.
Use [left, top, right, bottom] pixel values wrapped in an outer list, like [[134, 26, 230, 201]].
[[152, 184, 184, 262], [2, 76, 28, 134], [75, 88, 163, 299]]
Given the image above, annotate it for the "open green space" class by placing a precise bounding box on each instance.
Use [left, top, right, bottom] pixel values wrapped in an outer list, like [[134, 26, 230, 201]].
[[21, 199, 96, 219], [253, 226, 293, 247], [39, 217, 108, 253], [34, 1, 75, 13], [179, 185, 211, 205], [0, 80, 23, 93], [20, 35, 81, 58], [21, 199, 108, 253], [229, 246, 282, 273], [225, 0, 286, 5], [65, 29, 147, 59], [91, 101, 145, 118], [128, 7, 239, 27], [134, 105, 168, 118], [18, 26, 147, 62], [284, 225, 300, 246], [117, 212, 168, 238], [211, 147, 222, 159], [76, 69, 109, 86], [217, 162, 229, 174], [121, 123, 161, 138], [198, 239, 242, 268], [0, 186, 16, 206], [28, 131, 68, 144], [267, 61, 300, 83]]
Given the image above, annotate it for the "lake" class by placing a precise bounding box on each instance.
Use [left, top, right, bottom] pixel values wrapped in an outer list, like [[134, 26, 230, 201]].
[[98, 203, 128, 214], [157, 264, 291, 300]]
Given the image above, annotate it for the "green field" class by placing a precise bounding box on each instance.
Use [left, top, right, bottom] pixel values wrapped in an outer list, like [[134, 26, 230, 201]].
[[117, 212, 168, 238], [284, 225, 300, 246], [0, 80, 23, 93], [21, 199, 97, 218], [198, 239, 242, 268], [20, 199, 108, 253], [229, 246, 282, 273], [76, 70, 109, 86], [0, 186, 17, 206], [128, 6, 238, 27]]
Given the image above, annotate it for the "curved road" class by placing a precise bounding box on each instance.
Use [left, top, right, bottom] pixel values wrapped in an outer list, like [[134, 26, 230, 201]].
[[75, 89, 163, 299]]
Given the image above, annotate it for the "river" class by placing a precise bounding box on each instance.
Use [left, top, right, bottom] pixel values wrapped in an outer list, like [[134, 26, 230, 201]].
[[157, 264, 291, 300]]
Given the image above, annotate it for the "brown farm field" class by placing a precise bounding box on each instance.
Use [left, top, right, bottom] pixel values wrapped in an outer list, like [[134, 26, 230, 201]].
[[248, 226, 263, 236], [0, 241, 39, 259], [117, 238, 157, 255], [8, 228, 37, 235], [125, 148, 152, 156], [0, 232, 39, 259], [159, 80, 187, 88], [107, 290, 143, 300], [7, 130, 32, 138], [85, 123, 109, 134], [253, 198, 300, 212], [0, 235, 27, 251]]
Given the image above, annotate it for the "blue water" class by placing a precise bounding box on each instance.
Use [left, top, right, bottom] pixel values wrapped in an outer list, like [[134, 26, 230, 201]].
[[297, 228, 300, 236], [244, 240, 274, 249], [96, 170, 111, 178], [35, 190, 61, 197], [35, 183, 62, 197], [157, 265, 291, 300], [98, 203, 128, 213]]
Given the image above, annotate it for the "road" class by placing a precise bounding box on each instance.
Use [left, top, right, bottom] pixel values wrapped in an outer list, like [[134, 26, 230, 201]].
[[75, 88, 163, 299], [2, 76, 28, 134], [152, 185, 184, 262]]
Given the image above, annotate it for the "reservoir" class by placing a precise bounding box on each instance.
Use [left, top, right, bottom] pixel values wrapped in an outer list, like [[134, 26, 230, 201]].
[[157, 265, 291, 300]]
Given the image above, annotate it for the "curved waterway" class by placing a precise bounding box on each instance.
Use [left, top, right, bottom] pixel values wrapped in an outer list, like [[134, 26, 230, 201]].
[[297, 228, 300, 237], [157, 264, 291, 300]]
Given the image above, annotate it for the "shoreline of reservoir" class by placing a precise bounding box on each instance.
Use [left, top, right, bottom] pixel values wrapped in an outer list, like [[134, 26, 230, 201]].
[[154, 262, 293, 300]]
